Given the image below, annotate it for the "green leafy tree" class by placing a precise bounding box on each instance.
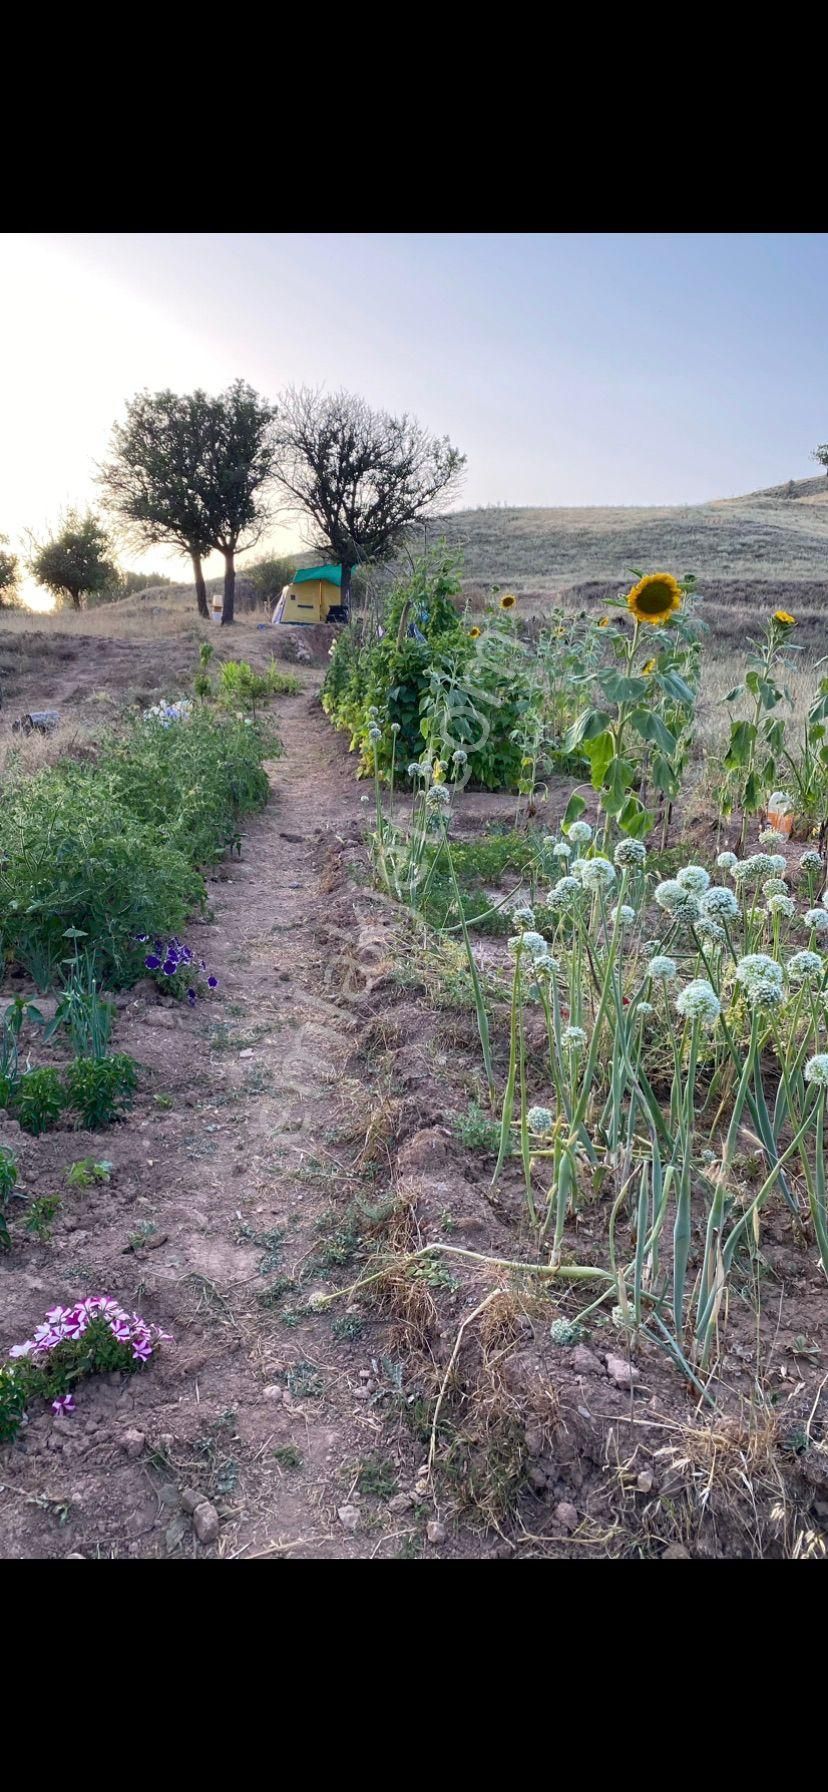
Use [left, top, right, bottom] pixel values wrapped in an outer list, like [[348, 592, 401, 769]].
[[0, 536, 19, 608], [29, 512, 115, 611], [198, 381, 279, 625], [99, 390, 216, 618], [273, 388, 465, 613], [812, 444, 828, 477]]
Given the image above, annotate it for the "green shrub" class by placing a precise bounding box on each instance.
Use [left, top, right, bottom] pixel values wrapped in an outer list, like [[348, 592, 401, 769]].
[[12, 1068, 65, 1135], [65, 1054, 138, 1130], [0, 711, 272, 987]]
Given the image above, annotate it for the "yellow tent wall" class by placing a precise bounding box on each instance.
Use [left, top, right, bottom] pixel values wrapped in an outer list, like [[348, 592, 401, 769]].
[[280, 579, 340, 624]]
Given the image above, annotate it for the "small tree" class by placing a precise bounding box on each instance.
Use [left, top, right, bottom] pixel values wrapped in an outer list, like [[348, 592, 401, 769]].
[[199, 381, 279, 625], [273, 388, 465, 612], [99, 390, 215, 618], [812, 445, 828, 477], [0, 536, 19, 608], [29, 512, 115, 611]]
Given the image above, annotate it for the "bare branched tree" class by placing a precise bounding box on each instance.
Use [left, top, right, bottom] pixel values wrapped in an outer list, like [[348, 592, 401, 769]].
[[273, 388, 465, 611]]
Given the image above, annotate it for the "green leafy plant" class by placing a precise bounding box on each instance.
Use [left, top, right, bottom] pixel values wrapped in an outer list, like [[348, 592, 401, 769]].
[[0, 1147, 18, 1251], [12, 1068, 65, 1135], [66, 1158, 113, 1188], [720, 611, 798, 849], [65, 1055, 138, 1129], [25, 1195, 62, 1241]]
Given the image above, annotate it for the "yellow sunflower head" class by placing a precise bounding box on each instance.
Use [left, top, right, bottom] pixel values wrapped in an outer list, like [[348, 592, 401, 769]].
[[642, 658, 657, 675], [597, 616, 610, 628], [499, 592, 517, 611], [774, 610, 796, 626], [432, 761, 445, 784], [626, 572, 682, 627], [468, 626, 481, 639]]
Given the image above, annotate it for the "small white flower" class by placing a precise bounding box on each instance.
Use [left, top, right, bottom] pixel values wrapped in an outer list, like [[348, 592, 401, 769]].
[[766, 893, 795, 919], [677, 864, 710, 894], [769, 854, 788, 875], [805, 909, 828, 933], [717, 852, 738, 872], [512, 906, 536, 928], [736, 953, 783, 987], [567, 821, 593, 846], [805, 1054, 828, 1088], [390, 722, 401, 735], [546, 877, 583, 912], [697, 918, 725, 942], [527, 1106, 554, 1134], [675, 979, 721, 1023], [647, 955, 677, 980], [561, 1025, 587, 1049], [580, 856, 616, 891], [610, 904, 635, 927], [787, 951, 823, 982], [762, 878, 788, 898], [636, 1001, 654, 1017], [614, 838, 647, 868], [368, 724, 382, 743], [800, 851, 823, 873], [407, 761, 424, 779], [552, 840, 571, 860], [451, 748, 467, 764], [520, 931, 548, 957], [701, 886, 739, 919]]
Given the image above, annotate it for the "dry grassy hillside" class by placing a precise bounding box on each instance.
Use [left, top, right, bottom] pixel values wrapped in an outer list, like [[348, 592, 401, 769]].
[[440, 474, 828, 596]]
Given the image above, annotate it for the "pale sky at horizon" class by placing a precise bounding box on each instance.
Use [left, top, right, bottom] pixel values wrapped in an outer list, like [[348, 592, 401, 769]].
[[2, 231, 827, 606]]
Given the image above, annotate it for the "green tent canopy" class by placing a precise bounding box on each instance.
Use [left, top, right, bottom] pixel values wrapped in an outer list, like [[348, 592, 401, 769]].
[[292, 563, 344, 586]]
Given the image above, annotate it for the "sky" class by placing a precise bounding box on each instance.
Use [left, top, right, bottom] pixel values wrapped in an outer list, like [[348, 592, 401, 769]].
[[2, 232, 827, 608]]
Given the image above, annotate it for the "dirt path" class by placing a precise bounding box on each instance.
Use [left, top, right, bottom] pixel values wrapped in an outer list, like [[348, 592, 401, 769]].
[[0, 679, 432, 1560]]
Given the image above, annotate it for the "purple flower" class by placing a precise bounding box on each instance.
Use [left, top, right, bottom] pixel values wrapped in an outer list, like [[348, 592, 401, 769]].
[[144, 954, 162, 971], [207, 976, 218, 990], [187, 988, 196, 1005], [52, 1394, 76, 1417], [162, 960, 177, 977]]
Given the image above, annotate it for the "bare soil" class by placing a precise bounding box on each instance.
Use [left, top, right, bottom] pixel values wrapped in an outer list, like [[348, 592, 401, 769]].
[[2, 621, 828, 1559]]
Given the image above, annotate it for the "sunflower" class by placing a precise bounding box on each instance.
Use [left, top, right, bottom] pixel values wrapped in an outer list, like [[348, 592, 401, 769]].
[[468, 626, 481, 639], [499, 592, 517, 611], [642, 658, 657, 675], [626, 572, 682, 626], [432, 761, 446, 784], [597, 616, 610, 628], [774, 609, 796, 626]]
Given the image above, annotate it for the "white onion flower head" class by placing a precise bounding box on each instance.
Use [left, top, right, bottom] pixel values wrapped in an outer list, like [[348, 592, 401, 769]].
[[520, 931, 548, 958], [614, 838, 647, 868], [552, 841, 571, 861], [766, 893, 795, 919], [736, 954, 783, 988], [647, 955, 677, 980], [801, 852, 823, 874], [390, 722, 401, 736], [697, 918, 725, 942], [702, 886, 739, 919], [561, 1025, 587, 1049], [717, 852, 738, 872], [675, 979, 721, 1024], [512, 906, 536, 928], [527, 1106, 554, 1134], [580, 856, 616, 891], [805, 909, 828, 934], [546, 877, 583, 911], [636, 1001, 654, 1017], [368, 724, 382, 743], [407, 762, 424, 779], [804, 1055, 828, 1088], [677, 864, 710, 894], [533, 953, 559, 978], [610, 905, 635, 927], [758, 827, 785, 846], [451, 747, 467, 765], [655, 880, 684, 912], [769, 854, 788, 875], [787, 951, 823, 982], [567, 821, 593, 846], [762, 878, 788, 899]]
